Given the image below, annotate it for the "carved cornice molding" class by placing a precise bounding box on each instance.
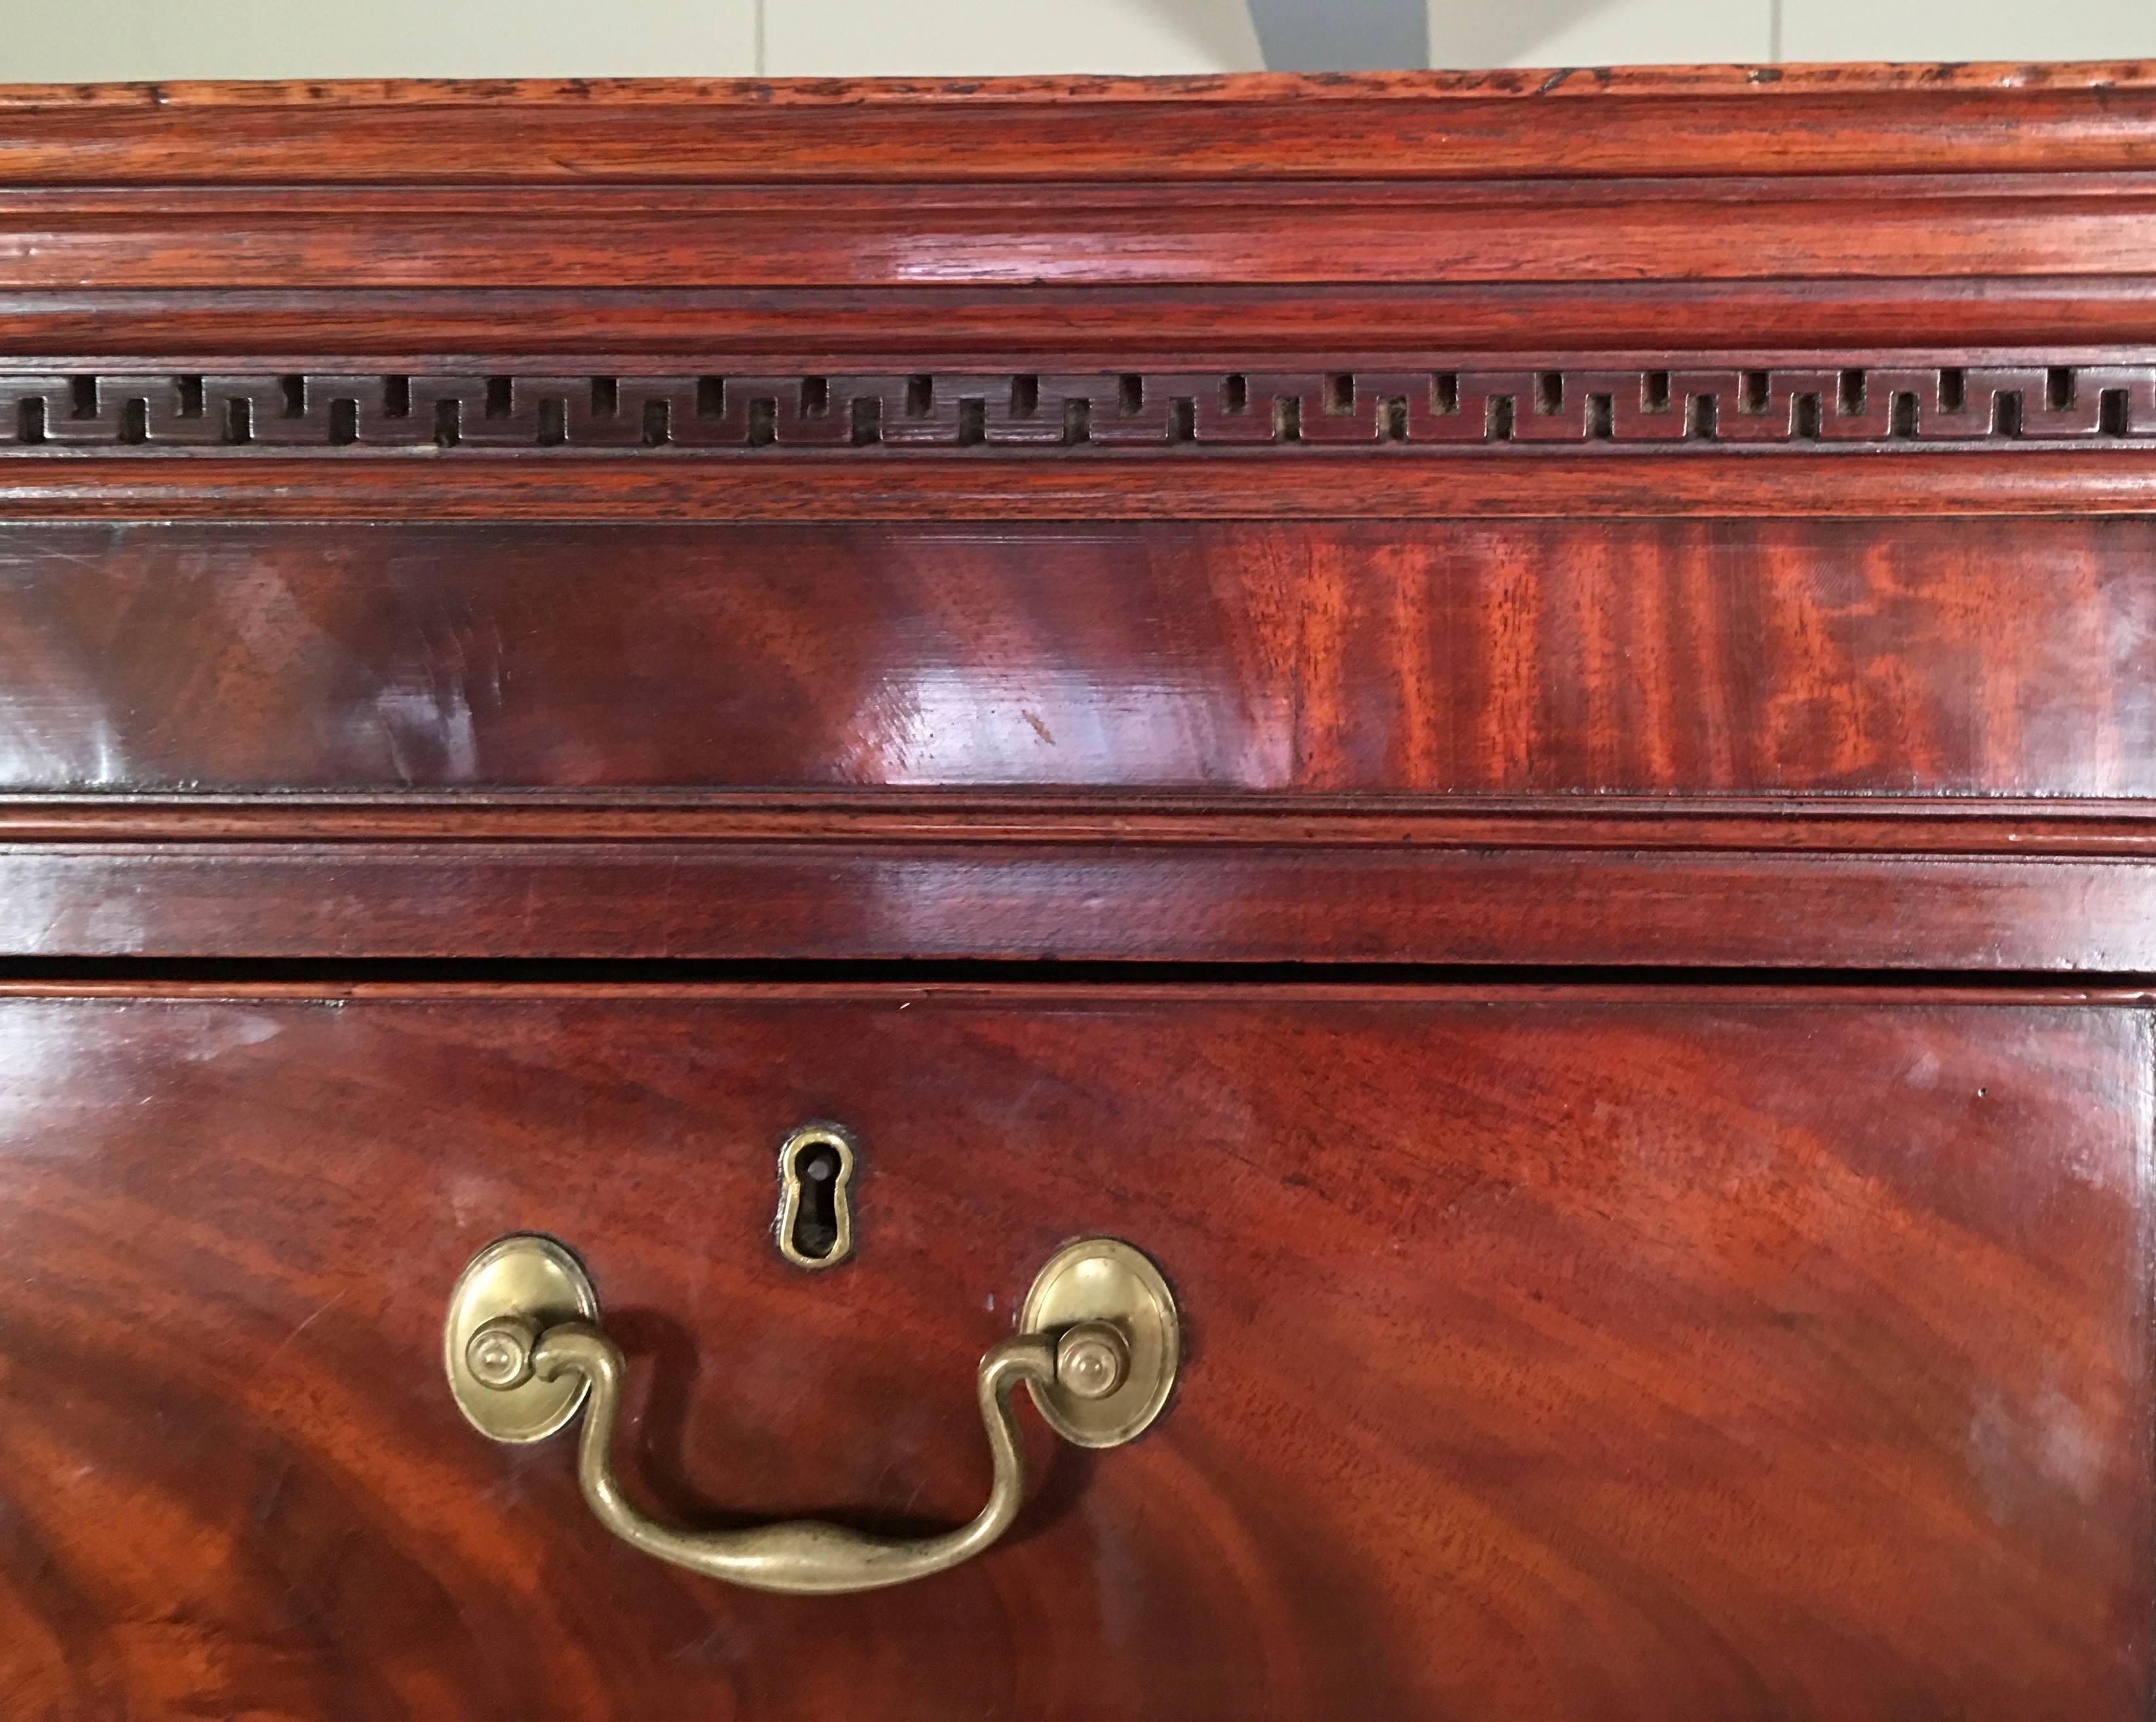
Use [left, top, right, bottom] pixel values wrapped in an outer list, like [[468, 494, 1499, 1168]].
[[5, 364, 2155, 453], [6, 67, 2155, 185]]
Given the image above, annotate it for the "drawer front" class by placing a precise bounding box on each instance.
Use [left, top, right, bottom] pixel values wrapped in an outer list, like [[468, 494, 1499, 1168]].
[[0, 989, 2145, 1721]]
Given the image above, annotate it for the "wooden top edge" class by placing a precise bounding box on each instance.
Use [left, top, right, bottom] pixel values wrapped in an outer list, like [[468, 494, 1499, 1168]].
[[0, 980, 2145, 1006], [1, 62, 2151, 107], [9, 62, 2151, 187]]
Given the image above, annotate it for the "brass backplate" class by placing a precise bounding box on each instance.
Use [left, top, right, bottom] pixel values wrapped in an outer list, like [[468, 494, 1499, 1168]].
[[1019, 1237, 1180, 1448], [444, 1234, 601, 1444]]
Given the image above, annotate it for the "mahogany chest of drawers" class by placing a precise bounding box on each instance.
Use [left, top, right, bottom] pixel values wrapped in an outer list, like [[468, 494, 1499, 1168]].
[[3, 64, 2155, 1721]]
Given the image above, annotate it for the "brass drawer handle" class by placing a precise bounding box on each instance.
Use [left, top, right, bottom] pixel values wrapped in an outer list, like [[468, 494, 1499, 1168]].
[[444, 1234, 1179, 1596]]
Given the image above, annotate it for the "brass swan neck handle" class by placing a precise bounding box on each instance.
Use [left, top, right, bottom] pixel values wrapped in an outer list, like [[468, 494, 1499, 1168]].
[[445, 1234, 1179, 1596]]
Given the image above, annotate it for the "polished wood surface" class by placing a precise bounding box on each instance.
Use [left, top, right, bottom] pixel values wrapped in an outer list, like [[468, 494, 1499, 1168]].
[[19, 364, 2155, 451], [12, 176, 2156, 292], [0, 988, 2145, 1721], [13, 448, 2156, 522], [2, 69, 2154, 368], [4, 65, 2155, 1721], [11, 64, 2156, 184], [0, 507, 2148, 964], [0, 518, 2146, 797], [14, 281, 2156, 362], [6, 841, 2155, 966]]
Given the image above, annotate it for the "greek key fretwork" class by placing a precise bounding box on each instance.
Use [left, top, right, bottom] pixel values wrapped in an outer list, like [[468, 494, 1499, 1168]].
[[4, 366, 2149, 452]]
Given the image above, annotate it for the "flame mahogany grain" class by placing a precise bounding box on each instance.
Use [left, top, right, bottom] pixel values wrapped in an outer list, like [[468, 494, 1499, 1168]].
[[0, 518, 2146, 799]]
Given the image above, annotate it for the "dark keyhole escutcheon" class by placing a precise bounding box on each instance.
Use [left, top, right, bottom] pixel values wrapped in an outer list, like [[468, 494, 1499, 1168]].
[[775, 1122, 858, 1269]]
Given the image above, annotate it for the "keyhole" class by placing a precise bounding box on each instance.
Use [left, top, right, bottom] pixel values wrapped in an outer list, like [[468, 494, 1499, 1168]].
[[791, 1144, 842, 1258], [775, 1123, 857, 1269]]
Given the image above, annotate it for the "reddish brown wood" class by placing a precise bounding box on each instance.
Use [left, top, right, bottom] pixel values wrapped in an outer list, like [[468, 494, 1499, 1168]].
[[1, 176, 2151, 292], [0, 989, 2144, 1720], [5, 447, 2155, 519], [3, 363, 2151, 451], [11, 283, 2156, 364], [4, 67, 2156, 1719], [0, 519, 2142, 800], [0, 72, 2151, 394], [5, 794, 2156, 852], [0, 842, 2147, 968], [3, 364, 2145, 449], [5, 66, 2156, 184]]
